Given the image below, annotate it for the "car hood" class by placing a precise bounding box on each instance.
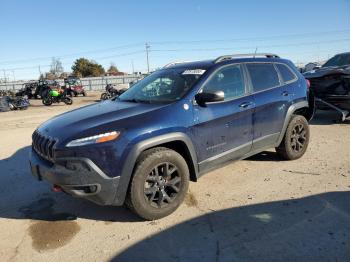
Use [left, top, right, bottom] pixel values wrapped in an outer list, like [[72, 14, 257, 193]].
[[303, 65, 350, 79], [37, 100, 167, 142]]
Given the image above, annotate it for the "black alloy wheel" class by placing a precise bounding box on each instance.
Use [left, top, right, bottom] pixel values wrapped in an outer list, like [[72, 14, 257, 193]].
[[144, 162, 182, 208]]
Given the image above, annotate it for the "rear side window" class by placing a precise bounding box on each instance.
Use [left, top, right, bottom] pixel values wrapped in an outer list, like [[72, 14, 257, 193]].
[[246, 63, 280, 92], [276, 63, 296, 83]]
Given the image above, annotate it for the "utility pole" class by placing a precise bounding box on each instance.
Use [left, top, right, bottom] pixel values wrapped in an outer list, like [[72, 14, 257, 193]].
[[145, 42, 150, 73], [3, 70, 6, 83], [38, 65, 42, 79], [12, 70, 15, 82], [131, 60, 135, 74]]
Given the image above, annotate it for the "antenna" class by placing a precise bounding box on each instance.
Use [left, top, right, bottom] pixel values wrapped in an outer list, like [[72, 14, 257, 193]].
[[253, 47, 258, 58]]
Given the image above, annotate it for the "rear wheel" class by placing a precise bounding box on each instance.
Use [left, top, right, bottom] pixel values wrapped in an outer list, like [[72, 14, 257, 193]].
[[276, 115, 310, 160], [126, 147, 189, 220], [82, 91, 86, 97]]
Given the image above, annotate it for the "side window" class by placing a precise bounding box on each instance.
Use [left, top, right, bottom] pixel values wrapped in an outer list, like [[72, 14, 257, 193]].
[[246, 63, 280, 92], [202, 64, 245, 100], [276, 63, 297, 83]]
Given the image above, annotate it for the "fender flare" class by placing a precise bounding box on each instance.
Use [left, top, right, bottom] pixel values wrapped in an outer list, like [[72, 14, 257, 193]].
[[275, 100, 309, 146], [113, 132, 198, 205]]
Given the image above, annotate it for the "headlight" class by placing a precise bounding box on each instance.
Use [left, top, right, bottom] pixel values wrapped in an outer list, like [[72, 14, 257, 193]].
[[66, 131, 120, 147]]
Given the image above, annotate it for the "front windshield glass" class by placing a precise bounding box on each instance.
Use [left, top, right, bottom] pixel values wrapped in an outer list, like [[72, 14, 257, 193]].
[[323, 54, 350, 67], [118, 68, 205, 103]]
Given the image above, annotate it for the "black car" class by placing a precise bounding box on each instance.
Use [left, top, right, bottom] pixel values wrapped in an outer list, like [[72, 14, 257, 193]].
[[303, 52, 350, 118]]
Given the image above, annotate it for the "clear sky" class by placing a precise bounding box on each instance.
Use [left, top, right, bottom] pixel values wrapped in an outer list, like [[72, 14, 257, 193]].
[[1, 0, 350, 80]]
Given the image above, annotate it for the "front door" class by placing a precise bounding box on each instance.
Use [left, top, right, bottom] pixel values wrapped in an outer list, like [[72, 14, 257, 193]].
[[191, 64, 254, 173]]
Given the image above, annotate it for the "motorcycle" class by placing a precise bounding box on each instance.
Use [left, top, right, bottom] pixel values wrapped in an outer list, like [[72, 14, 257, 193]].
[[100, 84, 126, 100], [42, 88, 73, 106], [3, 96, 30, 110], [11, 96, 30, 110]]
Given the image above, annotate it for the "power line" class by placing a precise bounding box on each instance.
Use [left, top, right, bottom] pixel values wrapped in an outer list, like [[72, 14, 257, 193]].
[[150, 38, 350, 53], [0, 42, 145, 65], [4, 36, 349, 71], [1, 50, 145, 71], [150, 29, 350, 45], [1, 28, 349, 66]]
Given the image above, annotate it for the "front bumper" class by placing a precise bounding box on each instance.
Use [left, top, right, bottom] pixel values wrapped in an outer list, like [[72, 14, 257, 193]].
[[29, 150, 120, 206]]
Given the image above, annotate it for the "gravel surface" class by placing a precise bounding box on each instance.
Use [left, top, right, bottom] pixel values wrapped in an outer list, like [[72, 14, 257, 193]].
[[0, 93, 349, 262]]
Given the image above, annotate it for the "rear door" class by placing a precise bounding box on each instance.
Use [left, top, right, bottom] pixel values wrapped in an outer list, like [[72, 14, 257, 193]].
[[245, 62, 292, 150], [192, 64, 254, 172]]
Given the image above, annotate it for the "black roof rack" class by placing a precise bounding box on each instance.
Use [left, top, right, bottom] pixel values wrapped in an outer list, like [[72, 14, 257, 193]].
[[214, 53, 280, 64]]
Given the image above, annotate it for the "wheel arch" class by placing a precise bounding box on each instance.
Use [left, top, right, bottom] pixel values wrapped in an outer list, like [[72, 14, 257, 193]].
[[275, 100, 310, 147], [113, 132, 198, 205], [293, 89, 315, 121]]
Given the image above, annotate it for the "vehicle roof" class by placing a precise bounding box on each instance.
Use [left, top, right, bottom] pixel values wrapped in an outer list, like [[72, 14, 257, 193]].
[[164, 57, 292, 70], [334, 52, 350, 56]]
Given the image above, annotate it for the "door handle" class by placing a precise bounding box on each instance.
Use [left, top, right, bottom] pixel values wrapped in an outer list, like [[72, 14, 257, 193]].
[[239, 102, 254, 108], [281, 91, 289, 96]]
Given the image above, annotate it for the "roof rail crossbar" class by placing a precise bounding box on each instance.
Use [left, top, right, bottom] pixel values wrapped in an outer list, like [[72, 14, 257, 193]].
[[214, 53, 280, 63]]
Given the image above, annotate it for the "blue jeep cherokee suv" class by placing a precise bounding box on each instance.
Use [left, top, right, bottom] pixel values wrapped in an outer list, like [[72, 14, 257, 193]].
[[30, 53, 313, 220]]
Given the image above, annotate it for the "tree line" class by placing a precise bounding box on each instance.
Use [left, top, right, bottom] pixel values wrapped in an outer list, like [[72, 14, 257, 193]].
[[41, 57, 122, 80]]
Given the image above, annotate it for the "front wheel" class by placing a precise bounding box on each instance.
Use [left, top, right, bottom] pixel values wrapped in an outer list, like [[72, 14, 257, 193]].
[[42, 97, 52, 106], [126, 147, 189, 220], [64, 97, 73, 105], [276, 115, 310, 160], [100, 93, 108, 100]]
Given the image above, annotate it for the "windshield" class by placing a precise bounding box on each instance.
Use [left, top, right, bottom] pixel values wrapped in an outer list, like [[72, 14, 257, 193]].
[[118, 68, 204, 103], [323, 54, 350, 67], [66, 78, 81, 86]]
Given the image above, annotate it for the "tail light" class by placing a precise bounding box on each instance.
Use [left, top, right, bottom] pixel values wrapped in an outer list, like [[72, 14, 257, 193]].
[[52, 184, 62, 192], [306, 79, 311, 88]]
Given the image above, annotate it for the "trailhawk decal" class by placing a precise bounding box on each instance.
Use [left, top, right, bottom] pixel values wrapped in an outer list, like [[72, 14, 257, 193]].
[[182, 69, 206, 75]]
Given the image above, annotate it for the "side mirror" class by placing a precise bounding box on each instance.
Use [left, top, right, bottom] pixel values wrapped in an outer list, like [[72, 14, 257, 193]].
[[195, 91, 224, 106]]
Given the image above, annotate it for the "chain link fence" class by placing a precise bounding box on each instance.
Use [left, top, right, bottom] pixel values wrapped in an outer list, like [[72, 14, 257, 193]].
[[0, 74, 143, 91]]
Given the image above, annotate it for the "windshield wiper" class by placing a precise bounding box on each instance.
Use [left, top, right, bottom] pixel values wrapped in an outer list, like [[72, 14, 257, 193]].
[[119, 98, 151, 104]]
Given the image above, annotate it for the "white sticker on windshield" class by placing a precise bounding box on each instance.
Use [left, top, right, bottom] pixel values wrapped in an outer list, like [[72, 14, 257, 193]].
[[182, 69, 206, 75]]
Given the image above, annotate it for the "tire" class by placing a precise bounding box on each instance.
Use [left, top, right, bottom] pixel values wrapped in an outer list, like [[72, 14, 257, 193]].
[[100, 93, 108, 100], [126, 147, 189, 220], [42, 97, 52, 106], [64, 97, 73, 105], [276, 115, 310, 160], [82, 91, 86, 97]]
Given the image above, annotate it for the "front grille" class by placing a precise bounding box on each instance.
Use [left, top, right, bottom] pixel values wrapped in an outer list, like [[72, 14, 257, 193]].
[[32, 131, 57, 161]]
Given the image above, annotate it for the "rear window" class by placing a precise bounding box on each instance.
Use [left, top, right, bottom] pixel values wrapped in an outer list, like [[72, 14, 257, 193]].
[[276, 63, 296, 83], [246, 63, 280, 92]]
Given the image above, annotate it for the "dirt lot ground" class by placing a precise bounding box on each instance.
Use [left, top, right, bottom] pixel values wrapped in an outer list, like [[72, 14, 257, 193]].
[[0, 92, 349, 262]]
